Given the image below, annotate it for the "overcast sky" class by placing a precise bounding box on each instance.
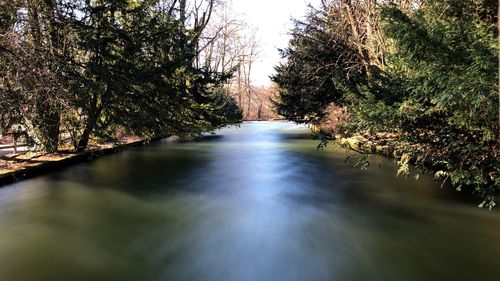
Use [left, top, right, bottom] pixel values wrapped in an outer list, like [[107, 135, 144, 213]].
[[230, 0, 320, 86]]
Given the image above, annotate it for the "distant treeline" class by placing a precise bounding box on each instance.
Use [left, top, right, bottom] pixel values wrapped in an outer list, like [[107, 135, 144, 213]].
[[0, 0, 242, 152], [272, 0, 499, 208]]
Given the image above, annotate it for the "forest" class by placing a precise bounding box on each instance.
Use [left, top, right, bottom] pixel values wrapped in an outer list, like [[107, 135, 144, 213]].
[[0, 0, 498, 208], [1, 1, 500, 280], [0, 0, 278, 153], [272, 0, 499, 208]]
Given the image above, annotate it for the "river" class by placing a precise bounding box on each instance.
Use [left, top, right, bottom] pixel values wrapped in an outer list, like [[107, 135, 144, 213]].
[[0, 121, 498, 281]]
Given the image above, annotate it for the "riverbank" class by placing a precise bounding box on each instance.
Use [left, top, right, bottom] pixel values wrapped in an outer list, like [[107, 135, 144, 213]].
[[0, 136, 165, 187], [309, 123, 499, 208], [309, 124, 401, 157]]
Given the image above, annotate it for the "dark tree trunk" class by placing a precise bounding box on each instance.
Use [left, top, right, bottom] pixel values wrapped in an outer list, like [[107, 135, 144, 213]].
[[37, 103, 61, 152], [77, 93, 101, 152], [179, 0, 186, 24], [27, 0, 61, 152]]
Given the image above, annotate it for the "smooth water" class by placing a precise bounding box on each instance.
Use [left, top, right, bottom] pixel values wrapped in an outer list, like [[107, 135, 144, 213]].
[[0, 121, 499, 281]]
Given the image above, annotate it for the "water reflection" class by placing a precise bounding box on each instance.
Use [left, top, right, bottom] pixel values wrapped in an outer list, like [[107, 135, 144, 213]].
[[0, 121, 499, 281]]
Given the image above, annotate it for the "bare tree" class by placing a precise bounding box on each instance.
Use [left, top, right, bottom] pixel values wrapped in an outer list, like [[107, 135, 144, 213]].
[[196, 0, 265, 119]]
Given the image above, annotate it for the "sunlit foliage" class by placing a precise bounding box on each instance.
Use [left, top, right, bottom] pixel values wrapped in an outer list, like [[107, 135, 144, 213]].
[[0, 0, 242, 152], [273, 0, 499, 207]]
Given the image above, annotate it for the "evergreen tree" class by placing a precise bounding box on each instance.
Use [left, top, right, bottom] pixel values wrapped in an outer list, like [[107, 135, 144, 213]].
[[273, 0, 499, 207], [0, 0, 242, 152], [380, 0, 499, 208]]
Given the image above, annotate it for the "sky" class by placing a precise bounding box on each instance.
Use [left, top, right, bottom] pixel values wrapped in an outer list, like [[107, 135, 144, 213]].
[[230, 0, 320, 86]]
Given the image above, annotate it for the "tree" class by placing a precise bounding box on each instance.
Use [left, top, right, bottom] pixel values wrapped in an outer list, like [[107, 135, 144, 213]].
[[271, 4, 362, 124], [273, 0, 499, 207], [0, 0, 242, 152], [196, 0, 261, 119], [0, 0, 70, 151], [380, 0, 499, 208]]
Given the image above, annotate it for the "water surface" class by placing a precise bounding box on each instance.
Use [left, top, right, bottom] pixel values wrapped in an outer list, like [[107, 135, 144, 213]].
[[0, 121, 499, 281]]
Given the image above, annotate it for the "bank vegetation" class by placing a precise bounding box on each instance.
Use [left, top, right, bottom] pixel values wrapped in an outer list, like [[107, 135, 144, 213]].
[[272, 0, 499, 208], [0, 0, 245, 154]]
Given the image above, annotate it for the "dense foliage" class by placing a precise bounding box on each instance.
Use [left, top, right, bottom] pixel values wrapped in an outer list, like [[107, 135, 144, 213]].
[[272, 0, 499, 208], [0, 0, 242, 152]]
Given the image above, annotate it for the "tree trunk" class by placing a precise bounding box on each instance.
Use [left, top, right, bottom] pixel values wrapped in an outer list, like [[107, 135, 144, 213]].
[[36, 101, 60, 152], [237, 63, 242, 107], [342, 0, 370, 71], [76, 93, 100, 152], [179, 0, 186, 24], [28, 0, 61, 152]]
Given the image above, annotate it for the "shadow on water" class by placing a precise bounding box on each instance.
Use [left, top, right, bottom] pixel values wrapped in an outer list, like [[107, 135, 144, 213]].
[[197, 134, 225, 142], [0, 121, 499, 281]]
